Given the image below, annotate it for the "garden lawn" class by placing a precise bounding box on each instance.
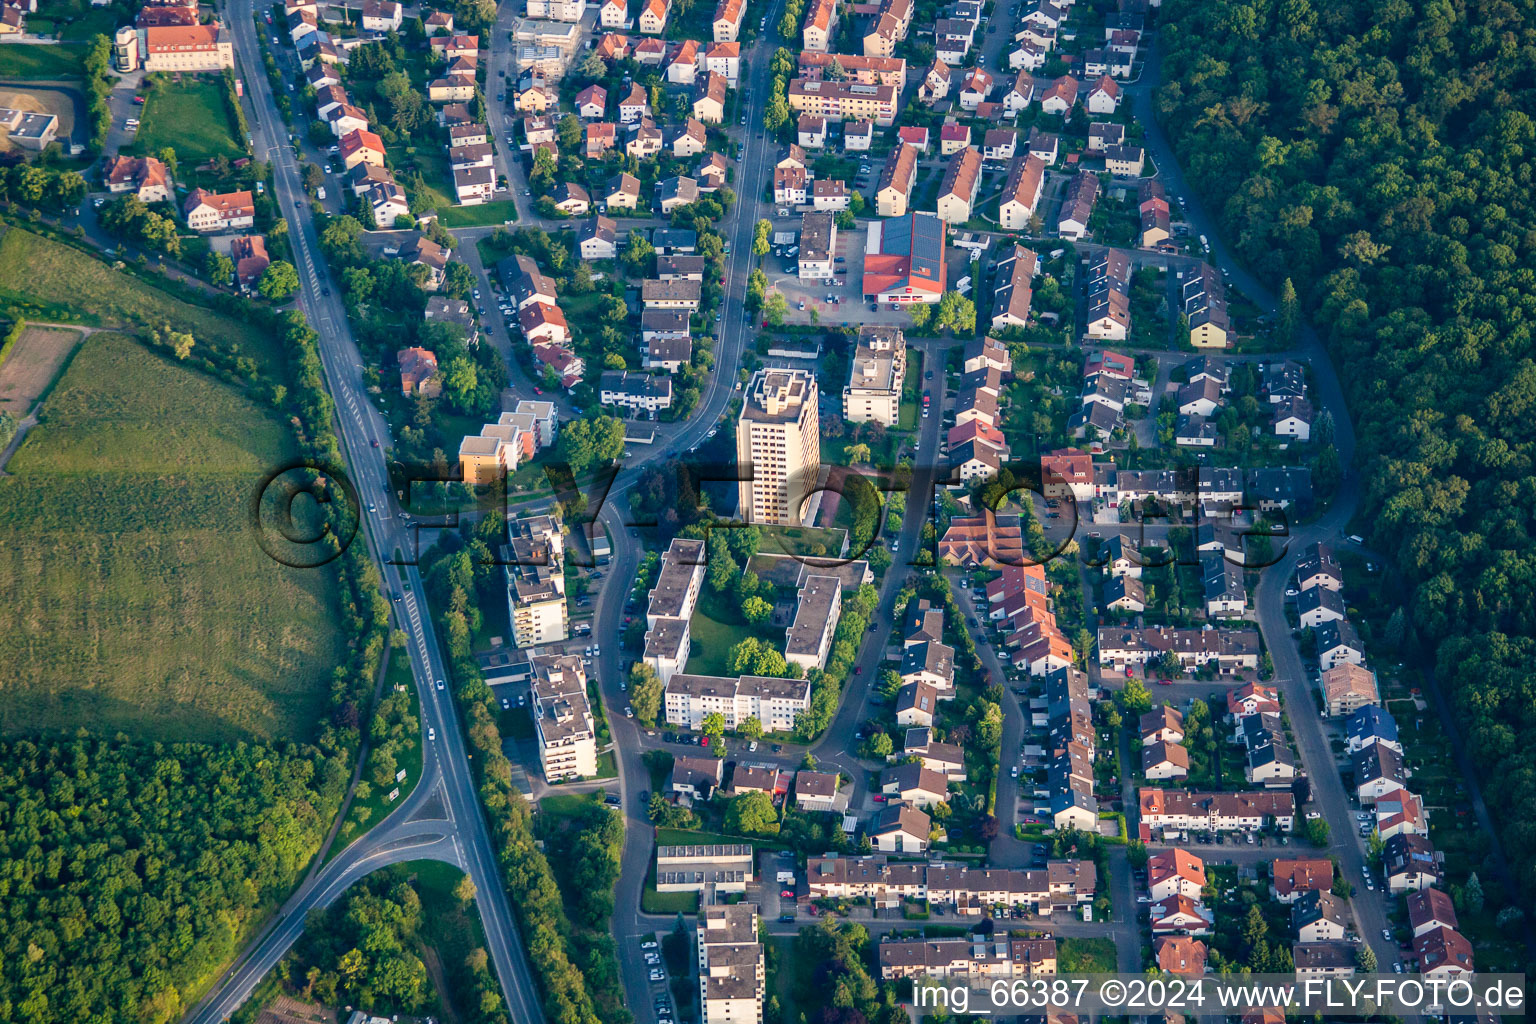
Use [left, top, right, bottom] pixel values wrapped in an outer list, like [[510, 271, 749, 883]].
[[129, 77, 244, 166], [0, 332, 348, 742], [389, 142, 455, 211], [0, 42, 88, 79], [683, 588, 784, 677], [641, 884, 699, 915], [655, 827, 785, 850], [1057, 937, 1117, 973], [0, 226, 288, 376], [439, 199, 521, 228]]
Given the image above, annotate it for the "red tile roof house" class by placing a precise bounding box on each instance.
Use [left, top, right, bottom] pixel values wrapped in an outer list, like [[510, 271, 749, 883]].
[[229, 235, 269, 289], [397, 346, 442, 396], [533, 343, 584, 387], [183, 188, 255, 233], [518, 302, 571, 346], [104, 154, 171, 203]]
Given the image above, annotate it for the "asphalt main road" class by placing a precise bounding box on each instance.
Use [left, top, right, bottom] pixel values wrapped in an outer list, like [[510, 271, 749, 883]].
[[186, 6, 549, 1022]]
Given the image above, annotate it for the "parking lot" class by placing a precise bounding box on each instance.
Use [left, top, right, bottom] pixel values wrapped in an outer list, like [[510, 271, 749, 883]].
[[636, 932, 677, 1024], [763, 225, 914, 330]]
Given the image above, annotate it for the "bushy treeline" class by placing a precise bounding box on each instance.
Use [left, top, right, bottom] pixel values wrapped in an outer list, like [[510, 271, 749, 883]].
[[419, 522, 633, 1024]]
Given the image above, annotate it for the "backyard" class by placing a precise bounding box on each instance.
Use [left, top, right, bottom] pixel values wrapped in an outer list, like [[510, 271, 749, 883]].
[[127, 76, 245, 167], [683, 587, 785, 677], [0, 329, 348, 742]]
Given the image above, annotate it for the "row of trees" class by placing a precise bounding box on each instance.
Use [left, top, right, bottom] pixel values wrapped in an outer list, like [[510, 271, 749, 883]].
[[1157, 0, 1536, 911], [419, 521, 630, 1024], [0, 163, 86, 212]]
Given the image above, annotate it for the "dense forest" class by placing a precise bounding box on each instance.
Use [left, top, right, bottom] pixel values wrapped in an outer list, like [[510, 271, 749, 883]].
[[0, 736, 348, 1023], [1155, 0, 1536, 908]]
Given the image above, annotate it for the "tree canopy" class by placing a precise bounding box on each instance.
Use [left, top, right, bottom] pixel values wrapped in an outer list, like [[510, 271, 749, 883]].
[[0, 735, 347, 1023]]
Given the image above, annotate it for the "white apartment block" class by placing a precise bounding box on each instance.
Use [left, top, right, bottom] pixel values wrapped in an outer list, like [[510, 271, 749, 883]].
[[526, 0, 586, 20], [643, 537, 706, 686], [784, 574, 842, 673], [736, 368, 820, 526], [842, 325, 906, 426], [699, 901, 764, 1024], [505, 514, 569, 648], [664, 673, 812, 732], [530, 654, 598, 780]]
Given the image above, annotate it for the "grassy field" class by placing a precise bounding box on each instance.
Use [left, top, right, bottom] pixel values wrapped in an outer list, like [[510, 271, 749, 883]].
[[0, 227, 288, 376], [641, 883, 699, 915], [0, 42, 88, 79], [129, 77, 244, 166], [439, 199, 521, 228], [0, 332, 348, 742]]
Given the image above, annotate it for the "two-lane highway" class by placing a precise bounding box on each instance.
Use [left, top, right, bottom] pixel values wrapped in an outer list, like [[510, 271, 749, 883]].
[[187, 5, 549, 1022]]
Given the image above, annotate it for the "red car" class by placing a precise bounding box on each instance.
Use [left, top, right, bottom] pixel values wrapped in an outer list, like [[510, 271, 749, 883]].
[[133, 95, 146, 104], [872, 794, 886, 803], [1157, 679, 1173, 686], [532, 387, 543, 395], [780, 889, 794, 898], [701, 735, 710, 746], [854, 665, 862, 674]]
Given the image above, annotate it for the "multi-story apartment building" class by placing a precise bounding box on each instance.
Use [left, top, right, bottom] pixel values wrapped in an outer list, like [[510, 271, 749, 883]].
[[843, 325, 906, 425], [786, 77, 899, 126], [699, 900, 764, 1024], [797, 51, 907, 89], [663, 672, 812, 732], [806, 855, 1096, 914], [1138, 789, 1297, 833], [875, 141, 918, 216], [505, 514, 569, 647], [784, 574, 842, 672], [997, 153, 1045, 231], [530, 653, 598, 780], [526, 0, 585, 21], [140, 22, 234, 71], [642, 537, 705, 686], [736, 368, 820, 526]]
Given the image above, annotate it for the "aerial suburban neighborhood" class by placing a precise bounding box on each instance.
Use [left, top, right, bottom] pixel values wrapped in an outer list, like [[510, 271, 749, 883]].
[[0, 0, 1529, 1020]]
